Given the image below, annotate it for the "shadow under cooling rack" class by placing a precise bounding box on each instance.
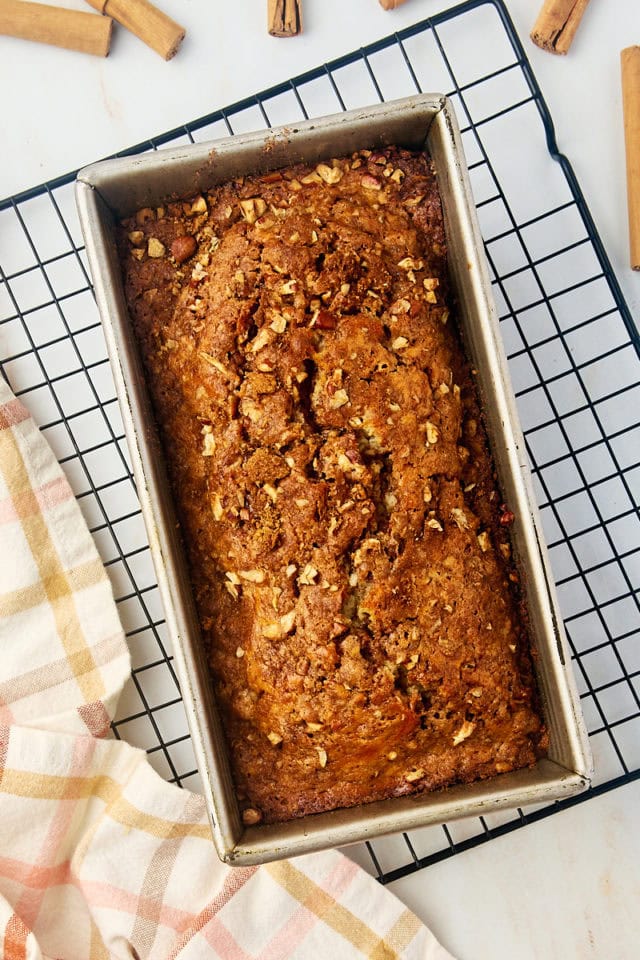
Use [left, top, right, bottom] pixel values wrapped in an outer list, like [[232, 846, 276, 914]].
[[1, 0, 639, 884]]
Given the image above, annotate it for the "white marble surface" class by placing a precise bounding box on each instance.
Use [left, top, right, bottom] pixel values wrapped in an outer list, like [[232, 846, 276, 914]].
[[389, 780, 640, 960], [2, 2, 639, 957]]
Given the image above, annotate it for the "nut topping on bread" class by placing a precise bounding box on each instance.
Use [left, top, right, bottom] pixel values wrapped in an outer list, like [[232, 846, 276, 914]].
[[118, 146, 547, 823]]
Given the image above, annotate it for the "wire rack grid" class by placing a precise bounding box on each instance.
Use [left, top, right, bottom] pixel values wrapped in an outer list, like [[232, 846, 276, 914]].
[[1, 0, 639, 886]]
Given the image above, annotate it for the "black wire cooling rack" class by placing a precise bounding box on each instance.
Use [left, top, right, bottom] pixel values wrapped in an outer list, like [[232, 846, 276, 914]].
[[1, 0, 639, 885]]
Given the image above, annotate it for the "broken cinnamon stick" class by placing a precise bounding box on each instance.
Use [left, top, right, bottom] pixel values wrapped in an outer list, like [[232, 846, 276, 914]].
[[84, 0, 185, 60], [531, 0, 591, 55], [0, 0, 112, 57], [268, 0, 302, 37], [622, 46, 640, 271], [379, 0, 410, 9]]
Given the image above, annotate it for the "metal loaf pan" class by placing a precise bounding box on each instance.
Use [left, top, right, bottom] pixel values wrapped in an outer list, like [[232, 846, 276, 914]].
[[76, 94, 592, 865]]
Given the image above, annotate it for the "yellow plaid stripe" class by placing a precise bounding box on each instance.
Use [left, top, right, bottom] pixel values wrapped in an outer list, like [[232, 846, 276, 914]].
[[266, 860, 421, 959], [0, 558, 107, 619], [89, 917, 110, 960], [0, 768, 211, 840], [0, 426, 105, 703]]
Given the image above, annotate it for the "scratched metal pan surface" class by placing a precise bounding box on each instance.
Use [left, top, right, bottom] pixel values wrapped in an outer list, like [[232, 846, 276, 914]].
[[76, 94, 592, 866]]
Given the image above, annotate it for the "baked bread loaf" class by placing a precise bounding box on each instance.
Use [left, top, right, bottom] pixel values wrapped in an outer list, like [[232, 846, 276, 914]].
[[118, 146, 547, 824]]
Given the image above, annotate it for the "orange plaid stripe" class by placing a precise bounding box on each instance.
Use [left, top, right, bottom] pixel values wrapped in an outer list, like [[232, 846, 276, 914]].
[[0, 474, 71, 525], [130, 790, 205, 954], [0, 397, 29, 430], [0, 631, 123, 709], [3, 912, 30, 960], [166, 867, 258, 959], [77, 700, 113, 737], [0, 725, 9, 774]]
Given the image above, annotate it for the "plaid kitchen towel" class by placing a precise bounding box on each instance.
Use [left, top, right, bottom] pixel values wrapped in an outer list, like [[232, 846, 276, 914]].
[[0, 378, 455, 960]]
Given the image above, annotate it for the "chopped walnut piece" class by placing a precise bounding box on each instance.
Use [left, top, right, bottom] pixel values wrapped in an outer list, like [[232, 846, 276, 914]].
[[201, 430, 216, 457], [316, 748, 328, 768], [236, 646, 245, 658], [398, 257, 423, 271], [451, 508, 469, 530], [405, 768, 424, 783], [128, 230, 144, 246], [392, 336, 409, 350], [239, 569, 265, 583], [147, 238, 165, 258], [199, 353, 229, 377], [190, 196, 208, 215], [298, 564, 318, 586], [425, 421, 439, 445], [453, 721, 476, 745], [192, 260, 208, 281], [263, 483, 279, 502], [390, 298, 411, 315], [269, 314, 287, 333], [241, 807, 262, 826], [239, 198, 267, 224], [280, 610, 296, 633], [477, 531, 491, 553], [249, 328, 274, 353], [316, 163, 343, 184], [135, 207, 155, 225], [387, 751, 398, 760], [330, 389, 349, 409], [225, 582, 239, 600], [267, 731, 283, 745]]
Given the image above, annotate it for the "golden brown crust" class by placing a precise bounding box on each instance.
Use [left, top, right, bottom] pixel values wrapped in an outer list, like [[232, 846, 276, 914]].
[[118, 147, 547, 824]]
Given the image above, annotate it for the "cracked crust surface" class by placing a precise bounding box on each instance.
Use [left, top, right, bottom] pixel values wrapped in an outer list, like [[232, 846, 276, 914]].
[[118, 147, 547, 824]]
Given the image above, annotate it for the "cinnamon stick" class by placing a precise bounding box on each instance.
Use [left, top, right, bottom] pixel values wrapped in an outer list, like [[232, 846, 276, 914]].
[[0, 0, 112, 56], [531, 0, 591, 55], [84, 0, 185, 60], [268, 0, 302, 38], [622, 46, 640, 271], [379, 0, 410, 9]]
